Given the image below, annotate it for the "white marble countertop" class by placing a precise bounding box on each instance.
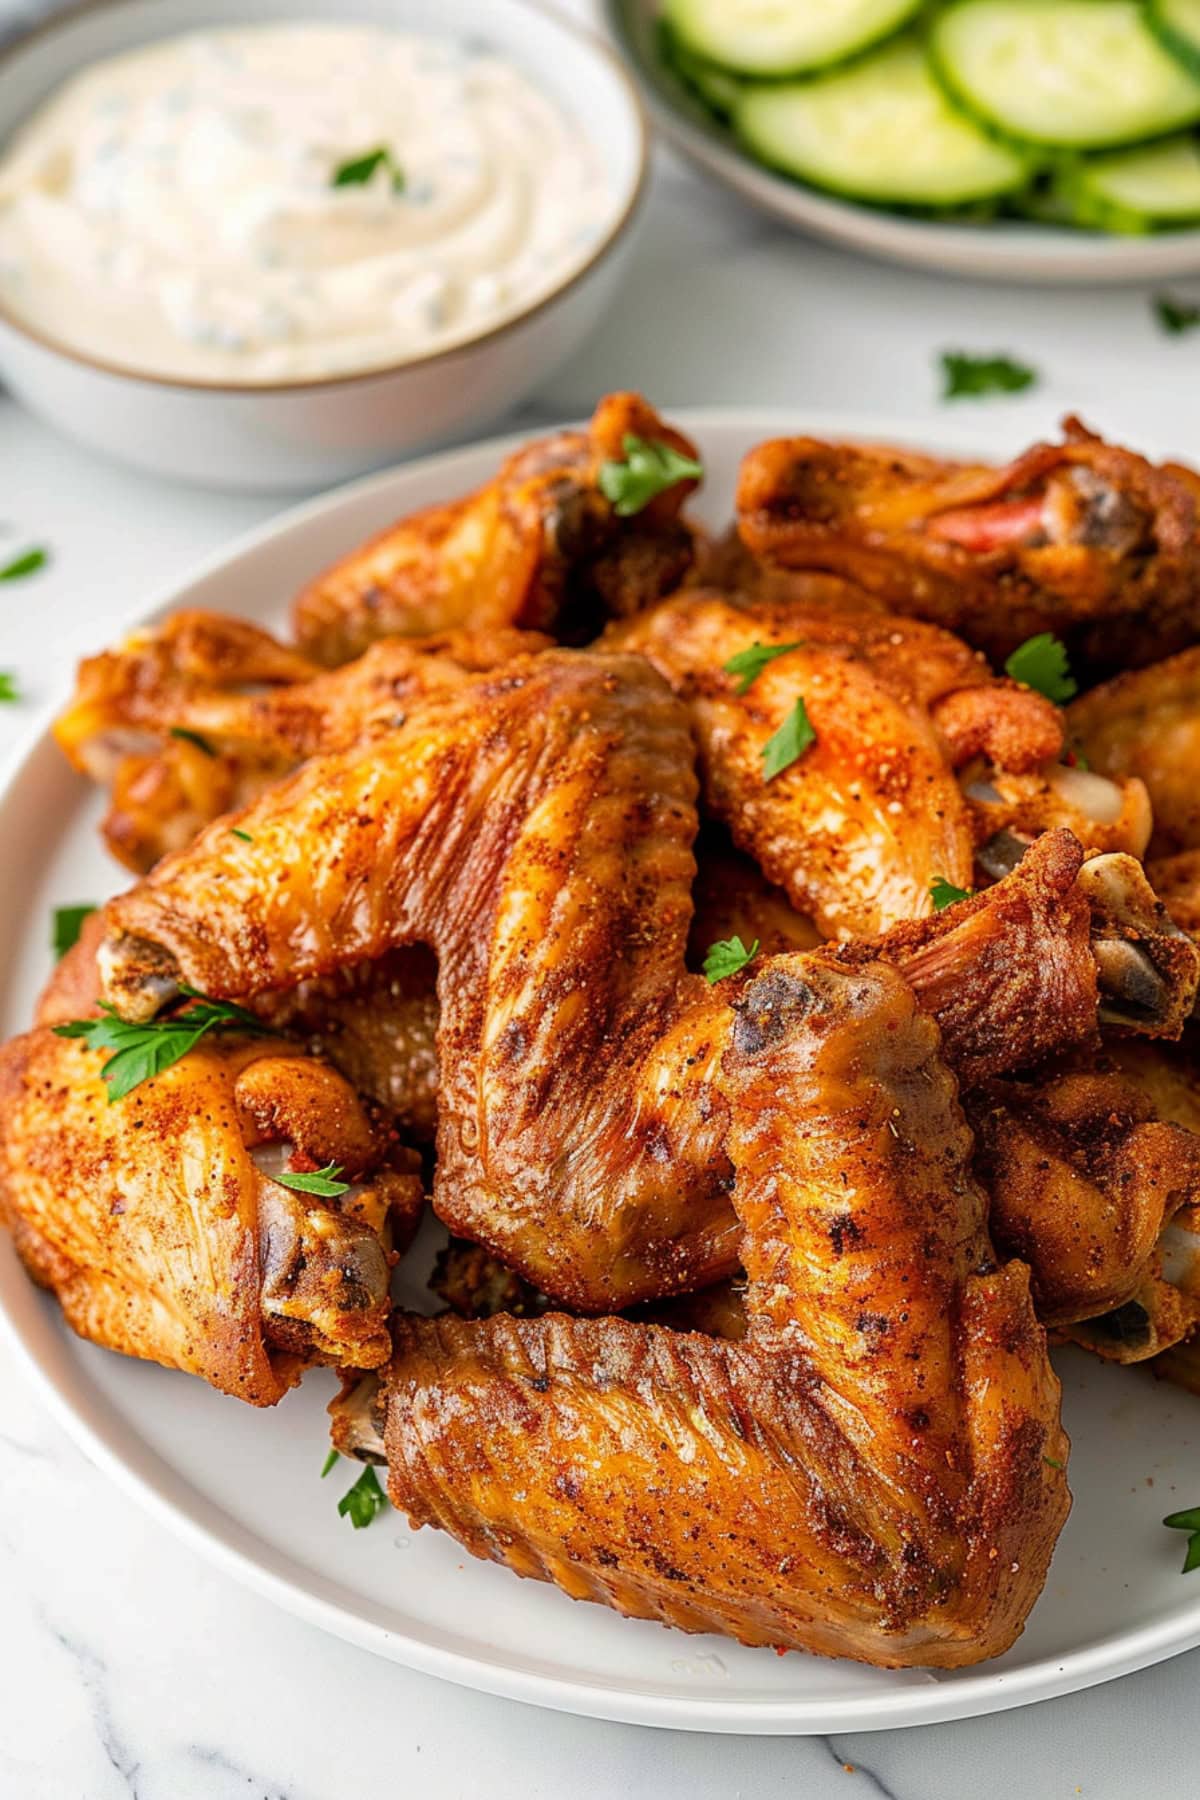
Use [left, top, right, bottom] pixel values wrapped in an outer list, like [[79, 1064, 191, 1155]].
[[5, 3, 1200, 1794]]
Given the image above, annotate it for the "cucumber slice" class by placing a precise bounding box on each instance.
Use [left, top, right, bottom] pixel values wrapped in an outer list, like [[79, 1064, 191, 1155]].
[[1148, 0, 1200, 80], [1056, 134, 1200, 232], [930, 0, 1200, 150], [662, 0, 923, 78], [734, 37, 1036, 208], [659, 24, 744, 121]]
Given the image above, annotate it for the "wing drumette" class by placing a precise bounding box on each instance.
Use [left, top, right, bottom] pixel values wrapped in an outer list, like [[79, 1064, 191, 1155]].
[[0, 1018, 422, 1404], [291, 393, 701, 665], [736, 418, 1200, 670]]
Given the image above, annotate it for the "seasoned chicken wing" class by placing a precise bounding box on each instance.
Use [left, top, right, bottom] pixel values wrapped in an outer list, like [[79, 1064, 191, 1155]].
[[968, 1070, 1200, 1331], [333, 958, 1068, 1669], [1070, 648, 1200, 858], [1147, 849, 1200, 937], [291, 393, 700, 665], [612, 589, 1064, 936], [736, 418, 1200, 670], [93, 642, 1195, 1311], [56, 613, 548, 872], [0, 1023, 422, 1403]]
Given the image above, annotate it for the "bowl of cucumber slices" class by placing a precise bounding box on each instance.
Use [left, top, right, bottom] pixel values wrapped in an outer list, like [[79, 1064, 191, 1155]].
[[603, 0, 1200, 282]]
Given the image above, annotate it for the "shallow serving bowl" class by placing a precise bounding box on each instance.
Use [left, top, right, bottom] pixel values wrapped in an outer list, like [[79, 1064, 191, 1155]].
[[600, 0, 1200, 287], [4, 406, 1200, 1732], [0, 0, 648, 490]]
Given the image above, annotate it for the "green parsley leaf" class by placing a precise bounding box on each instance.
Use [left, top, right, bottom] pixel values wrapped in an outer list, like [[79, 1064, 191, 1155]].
[[930, 877, 972, 911], [52, 903, 97, 960], [169, 726, 217, 757], [722, 640, 804, 695], [332, 146, 405, 192], [1164, 1506, 1200, 1573], [1004, 632, 1077, 704], [761, 696, 816, 782], [0, 672, 19, 703], [337, 1464, 388, 1529], [702, 934, 760, 984], [0, 546, 47, 581], [1043, 1455, 1064, 1471], [274, 1162, 351, 1198], [321, 1449, 340, 1479], [940, 352, 1037, 401], [597, 434, 703, 518], [52, 989, 272, 1102], [228, 827, 254, 844], [1154, 294, 1200, 336]]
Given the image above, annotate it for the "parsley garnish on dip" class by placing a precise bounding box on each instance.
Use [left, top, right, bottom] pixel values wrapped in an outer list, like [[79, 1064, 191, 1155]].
[[0, 26, 611, 383]]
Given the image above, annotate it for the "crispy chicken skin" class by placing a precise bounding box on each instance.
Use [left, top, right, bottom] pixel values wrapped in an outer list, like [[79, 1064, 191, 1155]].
[[736, 419, 1200, 670], [0, 1026, 422, 1402], [968, 1072, 1200, 1329], [611, 589, 1064, 937], [338, 959, 1069, 1668], [93, 640, 1193, 1313], [291, 394, 700, 665], [1071, 648, 1200, 858], [56, 614, 549, 873], [1147, 850, 1200, 937]]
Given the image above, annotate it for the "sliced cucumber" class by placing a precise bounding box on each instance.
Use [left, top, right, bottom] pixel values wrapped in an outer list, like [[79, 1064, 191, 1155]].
[[930, 0, 1200, 150], [1148, 0, 1200, 80], [659, 24, 744, 121], [734, 37, 1036, 209], [1055, 134, 1200, 232], [662, 0, 923, 78]]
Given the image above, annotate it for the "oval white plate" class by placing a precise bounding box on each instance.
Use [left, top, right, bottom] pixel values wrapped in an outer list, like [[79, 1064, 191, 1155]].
[[2, 409, 1200, 1734], [601, 0, 1200, 286]]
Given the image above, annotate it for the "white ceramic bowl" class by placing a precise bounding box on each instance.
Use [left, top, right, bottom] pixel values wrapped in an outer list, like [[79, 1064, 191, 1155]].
[[601, 0, 1200, 287], [0, 0, 648, 490]]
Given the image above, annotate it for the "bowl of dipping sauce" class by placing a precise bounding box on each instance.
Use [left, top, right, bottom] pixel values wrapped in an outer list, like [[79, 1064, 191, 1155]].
[[0, 0, 647, 489]]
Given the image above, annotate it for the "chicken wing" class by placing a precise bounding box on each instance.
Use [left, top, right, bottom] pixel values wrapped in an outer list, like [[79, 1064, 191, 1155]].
[[0, 1023, 422, 1403], [968, 1070, 1200, 1331], [1147, 850, 1200, 937], [736, 418, 1200, 670], [291, 394, 700, 665], [611, 589, 1064, 936], [56, 613, 548, 872], [1070, 648, 1200, 859], [332, 957, 1068, 1669], [92, 643, 1195, 1311]]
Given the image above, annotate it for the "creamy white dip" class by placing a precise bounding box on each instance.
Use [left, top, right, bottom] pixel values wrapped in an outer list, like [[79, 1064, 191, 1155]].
[[0, 25, 613, 382]]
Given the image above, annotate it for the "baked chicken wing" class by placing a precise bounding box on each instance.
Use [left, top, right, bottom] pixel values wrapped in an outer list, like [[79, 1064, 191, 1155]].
[[1070, 647, 1200, 859], [55, 612, 547, 872], [332, 957, 1069, 1669], [0, 1022, 422, 1403], [93, 646, 1195, 1312], [736, 418, 1200, 670], [291, 393, 700, 665], [968, 1070, 1200, 1332], [613, 589, 1067, 936]]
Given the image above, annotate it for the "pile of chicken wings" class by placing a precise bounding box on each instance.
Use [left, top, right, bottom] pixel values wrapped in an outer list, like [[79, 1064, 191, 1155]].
[[5, 392, 1200, 1669]]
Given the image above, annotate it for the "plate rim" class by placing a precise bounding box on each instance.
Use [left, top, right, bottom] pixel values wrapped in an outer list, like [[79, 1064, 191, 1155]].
[[600, 0, 1200, 287], [4, 404, 1200, 1734]]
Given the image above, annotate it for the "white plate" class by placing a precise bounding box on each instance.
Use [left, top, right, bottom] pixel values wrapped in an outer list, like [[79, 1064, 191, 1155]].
[[2, 409, 1200, 1735], [602, 0, 1200, 287]]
